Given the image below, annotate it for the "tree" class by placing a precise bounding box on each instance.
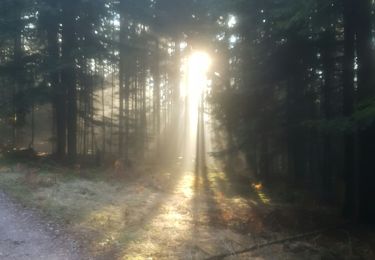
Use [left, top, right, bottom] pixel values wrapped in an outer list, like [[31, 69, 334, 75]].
[[355, 0, 375, 223]]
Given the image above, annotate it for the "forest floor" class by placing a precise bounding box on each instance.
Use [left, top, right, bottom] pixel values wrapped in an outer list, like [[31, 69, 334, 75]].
[[0, 191, 81, 260], [0, 162, 374, 259]]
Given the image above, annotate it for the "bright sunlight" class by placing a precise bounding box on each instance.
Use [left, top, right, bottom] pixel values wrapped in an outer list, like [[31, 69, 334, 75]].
[[179, 51, 212, 171], [187, 51, 211, 102], [185, 51, 211, 127]]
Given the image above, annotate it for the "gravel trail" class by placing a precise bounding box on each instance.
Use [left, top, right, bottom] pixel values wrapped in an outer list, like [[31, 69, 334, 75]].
[[0, 192, 82, 260]]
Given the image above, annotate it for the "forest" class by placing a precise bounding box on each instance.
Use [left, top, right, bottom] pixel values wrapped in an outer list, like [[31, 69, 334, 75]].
[[0, 0, 374, 259]]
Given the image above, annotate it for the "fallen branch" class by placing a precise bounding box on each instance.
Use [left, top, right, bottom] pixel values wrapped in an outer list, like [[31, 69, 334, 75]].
[[205, 223, 348, 260]]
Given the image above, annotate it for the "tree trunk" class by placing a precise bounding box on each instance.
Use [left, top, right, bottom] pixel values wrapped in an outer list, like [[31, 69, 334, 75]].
[[61, 0, 77, 163], [320, 31, 335, 201], [118, 0, 126, 157], [12, 5, 23, 148], [140, 54, 147, 158], [355, 0, 375, 223], [46, 4, 65, 158], [110, 64, 115, 154], [152, 39, 161, 157], [101, 63, 106, 155], [342, 0, 357, 220]]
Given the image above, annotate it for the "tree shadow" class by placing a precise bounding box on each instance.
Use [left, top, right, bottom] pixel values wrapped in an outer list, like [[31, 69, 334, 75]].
[[193, 106, 225, 231], [92, 158, 186, 259]]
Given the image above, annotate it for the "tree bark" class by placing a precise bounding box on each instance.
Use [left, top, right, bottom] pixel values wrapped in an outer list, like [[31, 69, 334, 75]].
[[152, 39, 161, 151], [355, 0, 375, 223], [118, 0, 126, 157], [320, 31, 335, 201], [61, 0, 77, 163], [342, 0, 357, 220], [45, 2, 65, 158]]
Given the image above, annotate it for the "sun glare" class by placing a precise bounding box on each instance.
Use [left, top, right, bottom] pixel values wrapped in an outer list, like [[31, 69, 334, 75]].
[[186, 51, 211, 127], [179, 51, 212, 170], [187, 51, 211, 103], [189, 52, 211, 72]]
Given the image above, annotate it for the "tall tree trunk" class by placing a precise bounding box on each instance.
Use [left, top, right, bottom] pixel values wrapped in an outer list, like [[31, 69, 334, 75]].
[[140, 54, 147, 158], [152, 39, 161, 156], [90, 74, 95, 157], [45, 3, 64, 158], [134, 60, 139, 156], [61, 0, 77, 163], [286, 77, 305, 185], [355, 0, 375, 223], [118, 0, 126, 157], [82, 70, 88, 155], [259, 132, 270, 181], [101, 65, 106, 155], [320, 31, 335, 201], [110, 64, 115, 154], [342, 0, 357, 220], [12, 5, 23, 148], [124, 61, 130, 162], [30, 103, 35, 147]]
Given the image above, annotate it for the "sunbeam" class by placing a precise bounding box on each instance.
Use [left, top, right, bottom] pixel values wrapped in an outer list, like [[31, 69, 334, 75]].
[[179, 51, 212, 172]]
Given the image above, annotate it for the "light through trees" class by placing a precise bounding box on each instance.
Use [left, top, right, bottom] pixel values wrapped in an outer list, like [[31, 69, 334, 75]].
[[186, 51, 211, 122], [179, 51, 212, 171]]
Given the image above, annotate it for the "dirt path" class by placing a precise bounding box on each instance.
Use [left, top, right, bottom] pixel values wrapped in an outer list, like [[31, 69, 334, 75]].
[[0, 192, 82, 260]]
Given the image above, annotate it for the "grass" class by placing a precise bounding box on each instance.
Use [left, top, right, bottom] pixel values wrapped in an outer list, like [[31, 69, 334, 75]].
[[0, 164, 254, 258], [0, 162, 373, 259], [0, 163, 195, 258]]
